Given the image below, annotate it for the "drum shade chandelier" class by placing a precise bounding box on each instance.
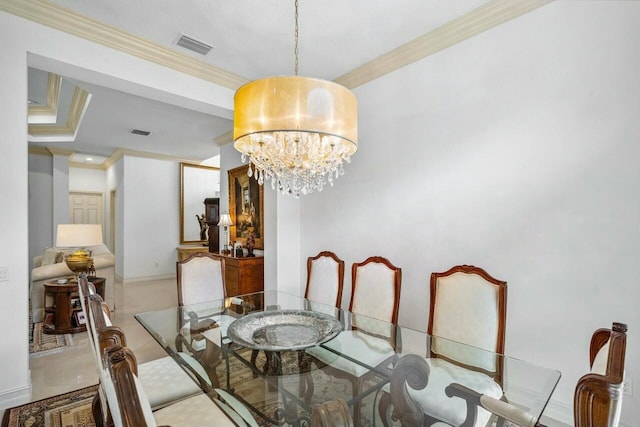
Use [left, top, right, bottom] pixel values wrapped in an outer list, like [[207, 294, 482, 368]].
[[233, 0, 358, 198]]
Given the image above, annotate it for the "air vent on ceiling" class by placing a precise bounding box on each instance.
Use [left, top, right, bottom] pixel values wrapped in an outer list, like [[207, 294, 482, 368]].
[[175, 33, 214, 55], [129, 129, 151, 136]]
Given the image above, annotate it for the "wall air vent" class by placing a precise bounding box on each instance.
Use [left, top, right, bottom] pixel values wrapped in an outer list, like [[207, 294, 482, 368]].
[[175, 33, 214, 55], [129, 129, 151, 136]]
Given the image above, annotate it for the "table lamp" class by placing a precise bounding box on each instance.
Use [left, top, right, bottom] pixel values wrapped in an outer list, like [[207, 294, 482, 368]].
[[217, 214, 233, 255], [56, 224, 103, 282]]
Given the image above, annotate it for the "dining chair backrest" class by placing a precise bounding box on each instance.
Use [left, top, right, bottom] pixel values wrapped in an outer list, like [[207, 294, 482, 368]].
[[102, 344, 156, 427], [575, 322, 628, 427], [429, 265, 507, 353], [349, 256, 402, 336], [177, 252, 226, 306], [428, 265, 506, 374], [305, 251, 345, 309]]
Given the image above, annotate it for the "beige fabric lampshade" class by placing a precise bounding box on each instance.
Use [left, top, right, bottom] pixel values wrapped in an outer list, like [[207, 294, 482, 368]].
[[233, 76, 358, 149], [217, 214, 233, 227], [56, 224, 103, 247]]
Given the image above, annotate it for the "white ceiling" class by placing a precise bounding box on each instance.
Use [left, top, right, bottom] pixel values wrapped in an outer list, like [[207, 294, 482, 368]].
[[26, 0, 518, 163]]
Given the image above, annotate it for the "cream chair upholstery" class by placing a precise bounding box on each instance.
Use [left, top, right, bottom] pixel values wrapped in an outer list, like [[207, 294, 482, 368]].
[[428, 266, 507, 362], [80, 279, 209, 425], [102, 344, 258, 427], [307, 256, 402, 425], [575, 322, 628, 427], [305, 251, 345, 310], [381, 265, 507, 427], [177, 252, 226, 306], [176, 253, 236, 357]]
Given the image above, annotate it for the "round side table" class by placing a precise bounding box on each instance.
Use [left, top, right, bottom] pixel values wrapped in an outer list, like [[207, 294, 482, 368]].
[[42, 277, 106, 334]]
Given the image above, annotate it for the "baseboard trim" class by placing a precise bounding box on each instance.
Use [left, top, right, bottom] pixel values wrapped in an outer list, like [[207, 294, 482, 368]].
[[539, 398, 573, 426], [122, 273, 175, 285], [0, 382, 31, 411]]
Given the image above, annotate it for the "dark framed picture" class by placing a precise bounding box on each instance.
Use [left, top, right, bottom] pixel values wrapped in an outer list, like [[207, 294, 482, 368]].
[[228, 164, 264, 249], [74, 311, 86, 326]]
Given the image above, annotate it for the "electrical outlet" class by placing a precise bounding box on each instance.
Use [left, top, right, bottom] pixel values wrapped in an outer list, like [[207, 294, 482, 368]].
[[623, 379, 633, 396]]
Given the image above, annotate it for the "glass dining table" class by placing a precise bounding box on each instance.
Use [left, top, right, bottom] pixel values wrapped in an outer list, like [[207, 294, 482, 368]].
[[135, 291, 560, 427]]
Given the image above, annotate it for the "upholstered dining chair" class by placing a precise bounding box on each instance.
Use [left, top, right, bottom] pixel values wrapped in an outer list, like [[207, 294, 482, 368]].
[[575, 322, 628, 427], [305, 250, 345, 312], [83, 290, 211, 426], [176, 252, 236, 359], [101, 343, 258, 427], [306, 256, 402, 425], [380, 264, 507, 427]]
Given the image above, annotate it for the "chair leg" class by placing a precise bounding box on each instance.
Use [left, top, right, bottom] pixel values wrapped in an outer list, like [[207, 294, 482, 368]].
[[91, 391, 104, 427], [378, 391, 393, 427]]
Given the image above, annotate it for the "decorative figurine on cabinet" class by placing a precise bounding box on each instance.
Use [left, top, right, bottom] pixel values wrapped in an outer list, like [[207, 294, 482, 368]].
[[246, 232, 255, 257]]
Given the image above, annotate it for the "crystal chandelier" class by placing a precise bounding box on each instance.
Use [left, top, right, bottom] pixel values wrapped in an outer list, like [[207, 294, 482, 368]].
[[233, 0, 358, 198]]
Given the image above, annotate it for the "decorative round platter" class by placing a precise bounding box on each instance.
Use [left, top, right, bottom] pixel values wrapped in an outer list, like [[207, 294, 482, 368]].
[[227, 309, 342, 351]]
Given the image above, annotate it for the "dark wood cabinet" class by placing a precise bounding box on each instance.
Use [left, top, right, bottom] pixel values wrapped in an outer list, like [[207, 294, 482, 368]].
[[204, 197, 220, 253], [211, 254, 264, 296]]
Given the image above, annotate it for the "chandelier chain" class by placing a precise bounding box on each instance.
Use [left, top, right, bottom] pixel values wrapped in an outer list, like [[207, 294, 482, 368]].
[[294, 0, 299, 76]]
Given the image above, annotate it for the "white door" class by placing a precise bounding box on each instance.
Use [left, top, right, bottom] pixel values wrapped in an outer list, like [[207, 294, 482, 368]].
[[69, 192, 104, 226]]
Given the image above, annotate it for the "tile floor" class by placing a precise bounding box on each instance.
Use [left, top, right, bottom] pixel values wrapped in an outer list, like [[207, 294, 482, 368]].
[[29, 278, 175, 402]]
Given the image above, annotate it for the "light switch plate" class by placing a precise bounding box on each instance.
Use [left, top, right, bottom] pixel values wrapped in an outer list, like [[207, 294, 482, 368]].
[[0, 266, 9, 282]]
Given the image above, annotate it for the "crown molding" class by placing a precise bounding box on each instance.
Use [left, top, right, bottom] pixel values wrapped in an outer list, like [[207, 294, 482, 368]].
[[28, 146, 51, 156], [0, 0, 248, 90], [336, 0, 552, 89], [47, 147, 74, 156], [0, 0, 551, 94], [28, 86, 90, 140], [28, 72, 61, 120], [28, 145, 201, 170]]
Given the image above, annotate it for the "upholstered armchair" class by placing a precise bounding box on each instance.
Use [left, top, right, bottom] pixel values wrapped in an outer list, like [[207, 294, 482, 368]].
[[574, 322, 628, 427], [380, 264, 507, 427], [102, 344, 258, 427]]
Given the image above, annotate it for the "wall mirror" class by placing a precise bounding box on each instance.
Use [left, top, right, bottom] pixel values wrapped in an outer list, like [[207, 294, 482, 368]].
[[180, 163, 220, 244]]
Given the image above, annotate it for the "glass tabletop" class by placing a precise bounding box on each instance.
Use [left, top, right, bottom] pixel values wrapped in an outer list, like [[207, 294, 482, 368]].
[[135, 291, 560, 427]]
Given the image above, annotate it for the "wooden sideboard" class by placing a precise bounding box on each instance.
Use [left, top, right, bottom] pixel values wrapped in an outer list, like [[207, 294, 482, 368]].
[[176, 248, 264, 297], [176, 245, 209, 262], [211, 254, 264, 297]]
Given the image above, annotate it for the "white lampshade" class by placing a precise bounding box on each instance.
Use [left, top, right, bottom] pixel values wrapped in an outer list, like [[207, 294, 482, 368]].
[[56, 224, 103, 247], [217, 214, 233, 227]]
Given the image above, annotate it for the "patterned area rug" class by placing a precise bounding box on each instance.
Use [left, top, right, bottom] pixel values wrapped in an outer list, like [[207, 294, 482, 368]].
[[1, 385, 97, 427], [29, 323, 73, 355]]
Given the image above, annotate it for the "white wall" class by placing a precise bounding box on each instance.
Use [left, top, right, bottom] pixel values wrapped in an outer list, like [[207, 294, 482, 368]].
[[0, 39, 30, 408], [0, 9, 233, 409], [299, 2, 639, 424], [69, 167, 107, 192], [28, 153, 53, 264], [121, 156, 179, 280]]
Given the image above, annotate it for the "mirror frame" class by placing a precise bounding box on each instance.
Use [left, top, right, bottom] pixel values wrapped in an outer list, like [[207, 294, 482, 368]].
[[180, 163, 220, 244]]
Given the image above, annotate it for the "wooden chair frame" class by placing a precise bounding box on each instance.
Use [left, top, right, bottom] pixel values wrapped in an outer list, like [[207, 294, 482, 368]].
[[574, 322, 628, 427], [310, 256, 401, 426], [381, 265, 507, 427], [305, 250, 345, 309]]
